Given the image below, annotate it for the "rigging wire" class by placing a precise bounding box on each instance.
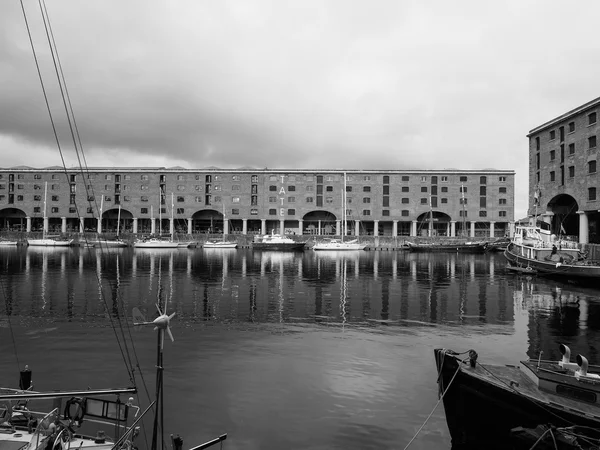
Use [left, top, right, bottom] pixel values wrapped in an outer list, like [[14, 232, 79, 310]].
[[38, 0, 109, 236], [27, 0, 137, 387], [20, 2, 155, 443]]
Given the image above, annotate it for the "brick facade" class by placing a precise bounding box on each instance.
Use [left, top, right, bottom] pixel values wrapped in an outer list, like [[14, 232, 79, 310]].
[[528, 97, 600, 243], [0, 167, 515, 238]]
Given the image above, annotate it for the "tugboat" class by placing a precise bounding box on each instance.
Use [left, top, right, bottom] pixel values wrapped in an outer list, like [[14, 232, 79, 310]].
[[504, 220, 600, 282]]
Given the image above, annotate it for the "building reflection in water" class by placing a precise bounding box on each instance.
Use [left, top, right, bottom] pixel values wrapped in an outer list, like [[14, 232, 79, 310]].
[[2, 248, 600, 361]]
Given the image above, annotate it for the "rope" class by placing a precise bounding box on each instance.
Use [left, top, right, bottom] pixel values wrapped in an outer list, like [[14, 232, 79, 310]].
[[527, 426, 553, 450], [403, 350, 466, 450]]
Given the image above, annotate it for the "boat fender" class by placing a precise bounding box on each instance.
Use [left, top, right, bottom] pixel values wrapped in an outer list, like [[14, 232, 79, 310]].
[[64, 397, 85, 423], [468, 350, 478, 368]]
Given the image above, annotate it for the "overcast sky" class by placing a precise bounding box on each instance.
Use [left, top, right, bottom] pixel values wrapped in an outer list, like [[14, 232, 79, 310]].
[[2, 1, 600, 219]]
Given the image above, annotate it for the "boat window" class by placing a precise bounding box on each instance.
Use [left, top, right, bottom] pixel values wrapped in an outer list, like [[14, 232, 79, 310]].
[[85, 397, 128, 422], [556, 385, 596, 403], [538, 222, 551, 232]]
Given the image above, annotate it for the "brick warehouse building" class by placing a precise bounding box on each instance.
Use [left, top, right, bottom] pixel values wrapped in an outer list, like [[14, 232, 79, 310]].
[[528, 96, 600, 244], [0, 167, 515, 238]]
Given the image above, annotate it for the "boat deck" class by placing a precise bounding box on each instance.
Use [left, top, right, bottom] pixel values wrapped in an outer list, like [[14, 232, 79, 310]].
[[459, 360, 600, 420]]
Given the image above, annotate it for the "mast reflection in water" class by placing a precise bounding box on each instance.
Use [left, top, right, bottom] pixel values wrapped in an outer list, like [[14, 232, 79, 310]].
[[1, 246, 600, 449]]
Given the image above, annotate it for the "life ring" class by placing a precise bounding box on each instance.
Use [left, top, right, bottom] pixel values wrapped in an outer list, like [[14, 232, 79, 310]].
[[63, 397, 85, 423]]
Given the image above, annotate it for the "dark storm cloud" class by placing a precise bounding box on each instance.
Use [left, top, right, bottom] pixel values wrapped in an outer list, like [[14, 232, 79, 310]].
[[2, 0, 600, 218]]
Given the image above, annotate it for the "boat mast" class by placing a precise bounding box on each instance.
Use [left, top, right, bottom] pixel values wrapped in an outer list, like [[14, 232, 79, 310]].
[[99, 194, 104, 236], [151, 307, 164, 450], [343, 172, 347, 242], [159, 189, 162, 236], [429, 194, 433, 237], [117, 204, 121, 237], [461, 184, 466, 237], [534, 184, 539, 227], [43, 181, 47, 238]]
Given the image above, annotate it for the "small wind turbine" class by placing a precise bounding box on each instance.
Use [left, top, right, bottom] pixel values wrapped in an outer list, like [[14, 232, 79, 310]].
[[132, 303, 175, 349], [133, 300, 175, 450]]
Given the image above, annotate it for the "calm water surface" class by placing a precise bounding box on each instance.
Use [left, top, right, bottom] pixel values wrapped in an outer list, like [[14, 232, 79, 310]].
[[1, 246, 599, 450]]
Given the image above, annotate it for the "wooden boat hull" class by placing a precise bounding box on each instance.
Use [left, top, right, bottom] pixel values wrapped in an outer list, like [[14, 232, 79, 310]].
[[407, 242, 487, 253], [504, 243, 600, 280], [434, 349, 600, 449], [89, 240, 128, 248]]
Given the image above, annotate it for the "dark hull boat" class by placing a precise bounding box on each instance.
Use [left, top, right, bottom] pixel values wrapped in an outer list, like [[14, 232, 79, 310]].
[[503, 219, 600, 283], [407, 241, 488, 253], [485, 237, 511, 252], [504, 243, 600, 280], [434, 345, 600, 450]]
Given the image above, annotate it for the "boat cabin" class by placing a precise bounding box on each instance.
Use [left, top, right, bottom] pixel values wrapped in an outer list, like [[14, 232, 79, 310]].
[[521, 344, 600, 406]]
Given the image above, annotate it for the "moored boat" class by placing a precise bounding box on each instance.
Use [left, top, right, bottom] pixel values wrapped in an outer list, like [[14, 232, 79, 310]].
[[27, 236, 74, 247], [133, 238, 179, 249], [313, 238, 366, 251], [203, 240, 238, 249], [89, 238, 128, 248], [312, 172, 366, 251], [407, 241, 488, 253], [503, 220, 600, 282], [434, 344, 600, 449], [486, 236, 511, 252], [251, 231, 305, 251]]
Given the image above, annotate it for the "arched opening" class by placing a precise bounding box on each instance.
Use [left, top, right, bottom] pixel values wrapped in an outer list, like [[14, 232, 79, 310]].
[[101, 208, 134, 234], [416, 211, 452, 237], [192, 209, 223, 234], [303, 211, 339, 235], [546, 194, 579, 237], [0, 208, 27, 231]]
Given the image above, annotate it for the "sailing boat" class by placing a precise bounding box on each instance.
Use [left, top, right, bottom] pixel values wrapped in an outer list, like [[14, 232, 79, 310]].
[[0, 295, 228, 450], [89, 198, 128, 248], [203, 204, 237, 248], [27, 182, 73, 247], [134, 192, 178, 248], [313, 172, 366, 251]]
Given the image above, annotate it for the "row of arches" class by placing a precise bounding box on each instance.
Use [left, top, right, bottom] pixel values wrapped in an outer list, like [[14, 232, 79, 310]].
[[0, 207, 509, 237]]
